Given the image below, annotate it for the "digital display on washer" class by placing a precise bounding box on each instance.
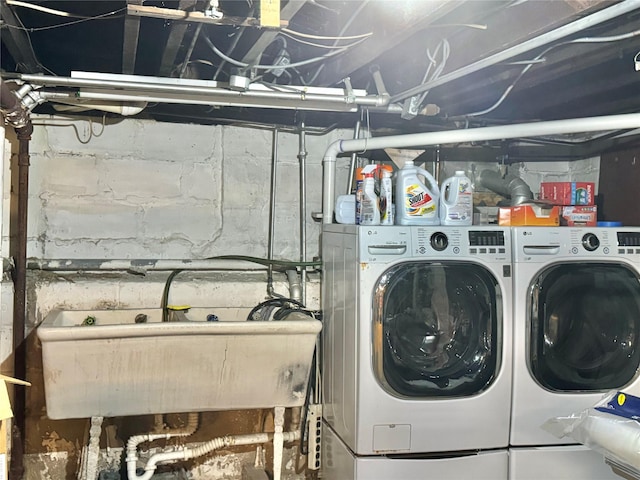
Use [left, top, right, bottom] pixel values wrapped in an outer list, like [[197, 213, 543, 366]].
[[469, 230, 505, 246], [617, 232, 640, 247]]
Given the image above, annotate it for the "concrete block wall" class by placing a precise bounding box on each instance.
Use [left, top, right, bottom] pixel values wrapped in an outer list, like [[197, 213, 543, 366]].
[[20, 117, 350, 261], [516, 156, 600, 198]]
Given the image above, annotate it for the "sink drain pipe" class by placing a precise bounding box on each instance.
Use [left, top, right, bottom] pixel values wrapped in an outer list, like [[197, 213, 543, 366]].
[[126, 426, 299, 480]]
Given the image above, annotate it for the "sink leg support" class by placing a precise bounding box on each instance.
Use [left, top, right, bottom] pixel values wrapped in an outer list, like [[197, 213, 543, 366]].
[[79, 416, 103, 480], [273, 407, 285, 480]]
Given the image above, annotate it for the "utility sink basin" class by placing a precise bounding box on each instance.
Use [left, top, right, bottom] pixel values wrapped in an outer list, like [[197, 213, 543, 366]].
[[37, 308, 321, 419]]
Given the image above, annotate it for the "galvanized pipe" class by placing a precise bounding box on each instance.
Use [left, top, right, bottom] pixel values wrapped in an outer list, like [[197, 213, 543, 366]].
[[267, 129, 279, 296], [297, 124, 307, 303], [9, 121, 33, 480]]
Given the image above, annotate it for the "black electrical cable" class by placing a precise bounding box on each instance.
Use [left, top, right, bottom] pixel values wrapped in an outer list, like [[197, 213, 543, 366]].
[[161, 269, 184, 322]]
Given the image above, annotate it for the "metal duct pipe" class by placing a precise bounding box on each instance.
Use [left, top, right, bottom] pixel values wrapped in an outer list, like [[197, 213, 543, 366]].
[[321, 113, 640, 223], [477, 169, 534, 205]]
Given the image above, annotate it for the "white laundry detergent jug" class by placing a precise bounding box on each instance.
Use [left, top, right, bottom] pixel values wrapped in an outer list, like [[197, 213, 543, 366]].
[[395, 160, 440, 225], [440, 170, 473, 226]]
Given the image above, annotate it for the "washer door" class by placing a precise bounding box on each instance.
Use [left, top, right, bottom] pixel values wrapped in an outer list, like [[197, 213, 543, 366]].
[[530, 263, 640, 391], [373, 261, 501, 398]]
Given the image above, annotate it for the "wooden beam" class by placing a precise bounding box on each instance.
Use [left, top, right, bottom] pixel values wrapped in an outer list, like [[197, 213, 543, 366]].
[[0, 1, 41, 73], [122, 0, 143, 74], [241, 0, 306, 64], [127, 4, 288, 28], [312, 0, 462, 87], [158, 0, 198, 77]]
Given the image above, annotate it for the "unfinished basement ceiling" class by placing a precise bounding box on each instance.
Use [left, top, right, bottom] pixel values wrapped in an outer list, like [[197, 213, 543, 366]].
[[2, 0, 640, 141]]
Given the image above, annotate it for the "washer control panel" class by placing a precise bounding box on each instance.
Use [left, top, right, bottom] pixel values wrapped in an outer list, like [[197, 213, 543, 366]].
[[412, 227, 509, 261]]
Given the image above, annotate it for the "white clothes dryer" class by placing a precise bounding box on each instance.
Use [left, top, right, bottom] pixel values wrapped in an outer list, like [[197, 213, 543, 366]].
[[510, 226, 640, 449], [321, 224, 513, 457]]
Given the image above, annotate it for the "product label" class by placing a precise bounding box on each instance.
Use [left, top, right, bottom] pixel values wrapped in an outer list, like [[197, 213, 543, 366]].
[[405, 184, 436, 216]]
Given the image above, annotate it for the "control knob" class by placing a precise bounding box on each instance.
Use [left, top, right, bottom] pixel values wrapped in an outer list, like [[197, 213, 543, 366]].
[[581, 233, 600, 252], [430, 232, 448, 251]]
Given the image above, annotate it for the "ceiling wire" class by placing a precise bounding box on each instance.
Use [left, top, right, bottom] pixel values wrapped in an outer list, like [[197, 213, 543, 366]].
[[278, 31, 370, 50], [464, 26, 640, 117], [202, 34, 368, 73], [2, 7, 126, 32], [303, 0, 371, 85], [281, 28, 372, 41]]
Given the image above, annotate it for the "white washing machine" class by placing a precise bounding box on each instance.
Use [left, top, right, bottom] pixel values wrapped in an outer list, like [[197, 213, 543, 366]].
[[510, 226, 640, 479], [322, 420, 509, 480], [321, 224, 512, 478]]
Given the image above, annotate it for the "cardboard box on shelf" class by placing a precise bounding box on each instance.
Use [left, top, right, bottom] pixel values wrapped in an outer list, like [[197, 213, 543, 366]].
[[498, 204, 560, 226], [0, 375, 31, 480], [560, 205, 598, 226], [539, 182, 595, 205]]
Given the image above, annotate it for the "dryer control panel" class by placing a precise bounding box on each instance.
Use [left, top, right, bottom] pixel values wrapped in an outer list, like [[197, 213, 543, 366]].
[[512, 226, 640, 261]]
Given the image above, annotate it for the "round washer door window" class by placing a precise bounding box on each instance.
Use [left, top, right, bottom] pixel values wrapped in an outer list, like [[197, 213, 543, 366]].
[[530, 263, 640, 391], [373, 261, 502, 398]]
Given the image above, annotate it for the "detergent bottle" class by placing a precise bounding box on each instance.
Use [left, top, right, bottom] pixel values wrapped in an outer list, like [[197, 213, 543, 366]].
[[395, 160, 440, 225], [440, 170, 473, 226], [359, 165, 380, 225]]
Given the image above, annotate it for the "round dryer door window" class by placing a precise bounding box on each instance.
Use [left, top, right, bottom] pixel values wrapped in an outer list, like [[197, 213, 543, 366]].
[[530, 263, 640, 391], [372, 261, 502, 398]]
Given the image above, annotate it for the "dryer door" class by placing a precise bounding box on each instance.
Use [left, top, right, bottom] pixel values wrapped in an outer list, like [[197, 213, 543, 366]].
[[373, 261, 502, 398], [530, 262, 640, 391]]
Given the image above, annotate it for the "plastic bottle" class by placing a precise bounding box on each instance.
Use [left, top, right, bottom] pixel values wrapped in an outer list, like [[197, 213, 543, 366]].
[[440, 170, 473, 226], [352, 159, 368, 224], [395, 160, 440, 225], [359, 165, 380, 225], [379, 167, 393, 225]]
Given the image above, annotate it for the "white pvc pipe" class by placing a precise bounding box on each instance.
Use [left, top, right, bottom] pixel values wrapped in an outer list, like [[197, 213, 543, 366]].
[[128, 431, 299, 480], [126, 413, 199, 480], [321, 113, 640, 223]]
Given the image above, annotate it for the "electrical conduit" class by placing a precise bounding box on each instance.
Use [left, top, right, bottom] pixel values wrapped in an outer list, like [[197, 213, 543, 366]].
[[321, 113, 640, 223]]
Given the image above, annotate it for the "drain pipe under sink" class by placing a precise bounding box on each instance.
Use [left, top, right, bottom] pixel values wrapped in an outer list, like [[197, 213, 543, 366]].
[[127, 409, 299, 480]]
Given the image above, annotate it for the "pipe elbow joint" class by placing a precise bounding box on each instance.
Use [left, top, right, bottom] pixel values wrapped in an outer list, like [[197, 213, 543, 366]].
[[375, 93, 391, 107]]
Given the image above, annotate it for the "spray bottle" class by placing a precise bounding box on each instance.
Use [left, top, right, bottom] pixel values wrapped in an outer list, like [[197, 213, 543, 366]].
[[440, 170, 473, 226], [395, 160, 440, 225], [379, 166, 393, 225], [359, 165, 380, 225]]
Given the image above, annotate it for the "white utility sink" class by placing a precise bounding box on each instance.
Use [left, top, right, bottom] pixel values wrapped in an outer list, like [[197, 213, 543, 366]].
[[37, 308, 321, 419]]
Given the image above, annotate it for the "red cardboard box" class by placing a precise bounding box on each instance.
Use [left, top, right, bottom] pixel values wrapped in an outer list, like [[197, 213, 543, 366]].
[[539, 182, 595, 205], [498, 204, 560, 226], [560, 206, 597, 226]]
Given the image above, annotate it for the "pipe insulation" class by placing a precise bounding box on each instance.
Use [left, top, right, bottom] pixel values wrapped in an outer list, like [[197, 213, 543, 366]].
[[0, 79, 30, 128], [321, 113, 640, 223]]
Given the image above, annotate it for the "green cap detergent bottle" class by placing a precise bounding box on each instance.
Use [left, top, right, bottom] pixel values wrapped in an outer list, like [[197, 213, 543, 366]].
[[395, 160, 440, 225]]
